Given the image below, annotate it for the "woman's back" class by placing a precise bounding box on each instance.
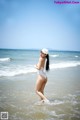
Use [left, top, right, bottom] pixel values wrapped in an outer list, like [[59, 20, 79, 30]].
[[38, 57, 46, 69]]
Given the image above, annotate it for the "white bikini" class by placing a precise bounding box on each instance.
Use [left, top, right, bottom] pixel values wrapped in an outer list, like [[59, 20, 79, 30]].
[[37, 68, 47, 79]]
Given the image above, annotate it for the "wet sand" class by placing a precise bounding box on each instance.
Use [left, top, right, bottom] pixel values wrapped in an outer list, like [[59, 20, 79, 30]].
[[0, 67, 80, 120]]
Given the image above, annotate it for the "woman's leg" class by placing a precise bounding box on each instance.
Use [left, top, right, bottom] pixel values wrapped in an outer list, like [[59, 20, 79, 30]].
[[35, 75, 47, 100], [40, 77, 47, 95]]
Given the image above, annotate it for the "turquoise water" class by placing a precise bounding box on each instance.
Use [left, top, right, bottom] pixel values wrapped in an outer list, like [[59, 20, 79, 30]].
[[0, 49, 80, 77], [0, 49, 80, 120]]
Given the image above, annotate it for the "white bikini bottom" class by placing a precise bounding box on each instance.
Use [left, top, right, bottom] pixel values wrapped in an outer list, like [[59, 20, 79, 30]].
[[37, 69, 47, 79]]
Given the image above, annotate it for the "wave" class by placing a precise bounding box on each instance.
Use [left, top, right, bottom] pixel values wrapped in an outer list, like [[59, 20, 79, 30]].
[[0, 58, 11, 62], [50, 61, 80, 69], [75, 56, 79, 58], [50, 55, 59, 58], [0, 67, 37, 77], [0, 61, 80, 77]]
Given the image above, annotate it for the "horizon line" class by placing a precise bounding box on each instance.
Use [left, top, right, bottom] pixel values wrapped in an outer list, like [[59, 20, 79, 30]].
[[0, 48, 80, 52]]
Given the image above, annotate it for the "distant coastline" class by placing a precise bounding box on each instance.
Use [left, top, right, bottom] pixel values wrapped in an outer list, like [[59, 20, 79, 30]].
[[0, 48, 80, 52]]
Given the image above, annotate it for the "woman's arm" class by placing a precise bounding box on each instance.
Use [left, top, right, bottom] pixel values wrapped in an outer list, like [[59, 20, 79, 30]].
[[35, 58, 43, 70], [34, 64, 39, 70]]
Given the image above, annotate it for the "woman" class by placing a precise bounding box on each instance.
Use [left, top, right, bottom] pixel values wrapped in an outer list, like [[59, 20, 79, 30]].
[[35, 48, 50, 103]]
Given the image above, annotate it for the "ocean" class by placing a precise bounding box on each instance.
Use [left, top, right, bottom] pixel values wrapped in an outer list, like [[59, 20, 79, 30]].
[[0, 49, 80, 120]]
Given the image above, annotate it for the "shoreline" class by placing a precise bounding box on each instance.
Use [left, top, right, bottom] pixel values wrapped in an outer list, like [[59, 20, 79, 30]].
[[0, 67, 80, 120]]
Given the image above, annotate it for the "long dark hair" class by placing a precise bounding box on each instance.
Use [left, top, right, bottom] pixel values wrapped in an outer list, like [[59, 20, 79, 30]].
[[46, 54, 50, 71]]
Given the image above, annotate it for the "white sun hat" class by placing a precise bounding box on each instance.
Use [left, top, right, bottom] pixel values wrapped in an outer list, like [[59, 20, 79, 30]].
[[41, 48, 48, 55]]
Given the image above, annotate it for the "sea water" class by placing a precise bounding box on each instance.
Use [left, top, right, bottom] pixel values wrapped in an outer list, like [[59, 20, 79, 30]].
[[0, 49, 80, 77], [0, 49, 80, 120]]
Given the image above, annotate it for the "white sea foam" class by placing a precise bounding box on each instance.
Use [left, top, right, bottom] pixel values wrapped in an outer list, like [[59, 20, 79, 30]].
[[0, 66, 37, 77], [35, 99, 64, 106], [49, 100, 64, 105], [50, 54, 59, 58], [0, 58, 11, 62], [50, 61, 80, 69], [0, 61, 80, 77], [75, 56, 79, 58]]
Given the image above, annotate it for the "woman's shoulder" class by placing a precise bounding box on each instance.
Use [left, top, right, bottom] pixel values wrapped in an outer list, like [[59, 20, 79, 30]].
[[39, 57, 45, 62]]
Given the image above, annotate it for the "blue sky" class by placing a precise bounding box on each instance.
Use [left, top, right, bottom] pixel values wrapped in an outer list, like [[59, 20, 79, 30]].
[[0, 0, 80, 51]]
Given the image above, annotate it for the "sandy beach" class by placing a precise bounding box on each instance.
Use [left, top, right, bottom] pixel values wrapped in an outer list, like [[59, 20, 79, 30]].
[[0, 67, 80, 120]]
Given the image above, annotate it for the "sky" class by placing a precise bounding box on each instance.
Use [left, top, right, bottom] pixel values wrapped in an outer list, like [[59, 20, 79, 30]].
[[0, 0, 80, 51]]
